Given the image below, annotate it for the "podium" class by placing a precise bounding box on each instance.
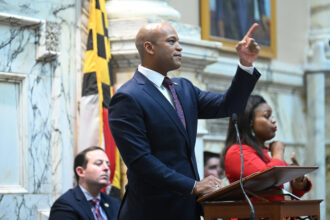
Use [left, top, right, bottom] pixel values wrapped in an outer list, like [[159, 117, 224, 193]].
[[198, 166, 322, 220]]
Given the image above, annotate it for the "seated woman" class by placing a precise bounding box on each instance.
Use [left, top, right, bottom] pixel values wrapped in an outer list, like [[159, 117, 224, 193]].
[[221, 95, 311, 200]]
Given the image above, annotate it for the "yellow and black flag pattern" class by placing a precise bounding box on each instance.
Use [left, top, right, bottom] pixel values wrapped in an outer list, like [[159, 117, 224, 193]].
[[79, 0, 121, 199]]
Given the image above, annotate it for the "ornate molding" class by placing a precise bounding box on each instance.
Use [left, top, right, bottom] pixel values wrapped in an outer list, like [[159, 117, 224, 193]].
[[308, 29, 330, 60], [305, 41, 330, 73], [38, 210, 50, 220], [0, 12, 59, 62], [36, 21, 60, 62], [0, 72, 29, 194], [0, 12, 41, 27], [106, 0, 181, 21], [204, 57, 306, 94]]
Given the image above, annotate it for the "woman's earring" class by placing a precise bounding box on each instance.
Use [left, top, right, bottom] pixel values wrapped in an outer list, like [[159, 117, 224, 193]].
[[251, 128, 255, 137]]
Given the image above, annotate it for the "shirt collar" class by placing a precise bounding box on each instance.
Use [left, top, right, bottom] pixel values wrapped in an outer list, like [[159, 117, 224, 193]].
[[79, 184, 101, 201], [138, 65, 165, 88]]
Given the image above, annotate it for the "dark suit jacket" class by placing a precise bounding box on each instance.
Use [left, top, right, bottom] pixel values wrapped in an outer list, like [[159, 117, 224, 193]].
[[109, 67, 260, 220], [49, 186, 120, 220]]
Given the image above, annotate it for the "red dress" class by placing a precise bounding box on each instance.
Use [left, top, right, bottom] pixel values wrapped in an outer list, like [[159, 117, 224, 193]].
[[224, 144, 311, 200]]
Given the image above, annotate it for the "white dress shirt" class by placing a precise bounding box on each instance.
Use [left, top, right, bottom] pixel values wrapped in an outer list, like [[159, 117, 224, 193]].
[[79, 185, 108, 220], [138, 65, 175, 107], [238, 62, 254, 75]]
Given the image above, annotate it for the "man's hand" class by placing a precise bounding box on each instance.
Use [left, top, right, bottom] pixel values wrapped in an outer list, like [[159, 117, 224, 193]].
[[236, 23, 260, 67], [192, 175, 222, 196]]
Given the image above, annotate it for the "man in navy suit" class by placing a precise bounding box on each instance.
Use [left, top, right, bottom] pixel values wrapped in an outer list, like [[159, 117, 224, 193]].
[[108, 22, 261, 220], [49, 146, 120, 220]]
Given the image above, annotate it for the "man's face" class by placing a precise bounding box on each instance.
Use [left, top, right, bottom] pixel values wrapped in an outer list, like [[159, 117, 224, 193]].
[[204, 157, 221, 178], [81, 150, 110, 188], [152, 24, 182, 74]]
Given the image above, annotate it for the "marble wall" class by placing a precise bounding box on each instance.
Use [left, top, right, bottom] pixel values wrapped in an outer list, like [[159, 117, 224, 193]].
[[0, 0, 81, 218]]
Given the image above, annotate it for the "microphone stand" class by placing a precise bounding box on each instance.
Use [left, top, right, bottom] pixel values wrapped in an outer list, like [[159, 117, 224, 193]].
[[232, 113, 255, 220]]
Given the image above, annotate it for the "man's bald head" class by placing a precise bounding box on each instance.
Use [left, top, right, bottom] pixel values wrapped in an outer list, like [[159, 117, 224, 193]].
[[134, 22, 182, 75], [135, 23, 176, 60]]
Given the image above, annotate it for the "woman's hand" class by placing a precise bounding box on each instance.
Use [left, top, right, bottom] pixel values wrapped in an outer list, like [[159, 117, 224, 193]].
[[269, 141, 285, 161], [290, 152, 299, 166]]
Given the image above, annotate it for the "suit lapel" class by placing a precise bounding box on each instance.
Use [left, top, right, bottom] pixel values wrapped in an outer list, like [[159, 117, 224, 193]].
[[173, 83, 191, 142], [134, 71, 200, 179], [100, 193, 113, 220], [171, 81, 200, 180], [73, 186, 95, 220], [134, 71, 189, 142]]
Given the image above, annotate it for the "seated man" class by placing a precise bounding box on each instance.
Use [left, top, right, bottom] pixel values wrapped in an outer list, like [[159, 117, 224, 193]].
[[203, 151, 222, 178], [50, 146, 120, 220]]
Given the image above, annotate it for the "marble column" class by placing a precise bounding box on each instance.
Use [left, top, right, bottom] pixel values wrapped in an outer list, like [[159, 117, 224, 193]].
[[306, 0, 330, 217], [306, 71, 326, 219]]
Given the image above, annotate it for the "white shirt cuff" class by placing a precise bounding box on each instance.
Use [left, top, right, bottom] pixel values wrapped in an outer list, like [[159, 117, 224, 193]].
[[191, 181, 197, 194], [238, 62, 254, 75]]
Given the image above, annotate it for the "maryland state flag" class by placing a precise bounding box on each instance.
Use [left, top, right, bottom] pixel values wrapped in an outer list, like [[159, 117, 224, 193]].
[[79, 0, 121, 198]]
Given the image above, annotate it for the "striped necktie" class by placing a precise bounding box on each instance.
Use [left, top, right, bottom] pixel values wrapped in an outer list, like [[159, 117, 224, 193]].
[[90, 199, 105, 220], [162, 77, 186, 129]]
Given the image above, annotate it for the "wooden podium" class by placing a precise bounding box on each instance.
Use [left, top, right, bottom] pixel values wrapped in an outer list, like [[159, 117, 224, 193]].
[[198, 166, 322, 220]]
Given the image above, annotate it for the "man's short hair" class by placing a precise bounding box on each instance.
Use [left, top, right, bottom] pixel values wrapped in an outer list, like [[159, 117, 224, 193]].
[[204, 151, 220, 166], [74, 146, 105, 182]]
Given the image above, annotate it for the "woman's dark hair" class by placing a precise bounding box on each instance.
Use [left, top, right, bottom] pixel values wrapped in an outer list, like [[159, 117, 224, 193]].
[[220, 95, 269, 169]]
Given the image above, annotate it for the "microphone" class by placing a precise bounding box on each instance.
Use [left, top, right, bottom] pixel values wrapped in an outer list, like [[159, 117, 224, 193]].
[[232, 113, 255, 220]]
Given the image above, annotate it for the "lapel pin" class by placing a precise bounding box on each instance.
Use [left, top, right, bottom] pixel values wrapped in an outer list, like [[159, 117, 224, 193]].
[[104, 203, 109, 208], [173, 82, 178, 85]]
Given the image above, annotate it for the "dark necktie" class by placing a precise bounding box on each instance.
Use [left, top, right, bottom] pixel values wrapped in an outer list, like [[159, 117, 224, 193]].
[[162, 77, 186, 129], [89, 199, 105, 220]]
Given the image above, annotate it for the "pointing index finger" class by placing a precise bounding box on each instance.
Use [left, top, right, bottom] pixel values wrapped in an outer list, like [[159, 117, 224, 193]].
[[243, 23, 259, 40]]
